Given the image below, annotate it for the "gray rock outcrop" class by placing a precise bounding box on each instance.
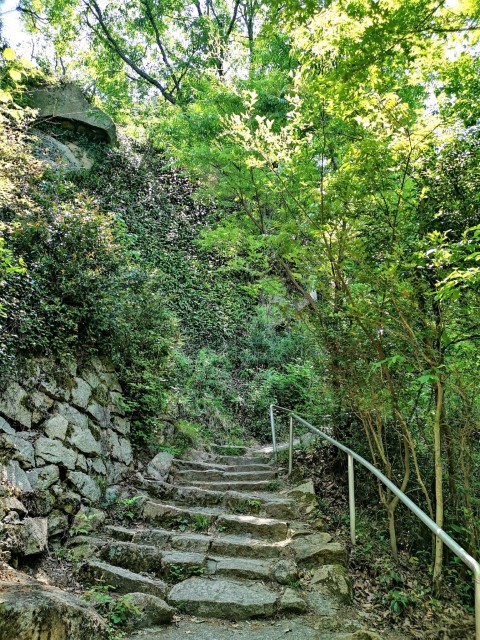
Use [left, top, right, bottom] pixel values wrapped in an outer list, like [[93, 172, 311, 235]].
[[30, 83, 116, 144]]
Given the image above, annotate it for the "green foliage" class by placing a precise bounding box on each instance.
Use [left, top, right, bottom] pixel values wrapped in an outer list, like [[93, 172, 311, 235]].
[[168, 562, 204, 582], [83, 585, 140, 638], [191, 513, 210, 532], [70, 513, 99, 537]]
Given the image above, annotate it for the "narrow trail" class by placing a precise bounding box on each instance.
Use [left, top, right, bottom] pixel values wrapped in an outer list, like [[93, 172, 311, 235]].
[[72, 445, 407, 639]]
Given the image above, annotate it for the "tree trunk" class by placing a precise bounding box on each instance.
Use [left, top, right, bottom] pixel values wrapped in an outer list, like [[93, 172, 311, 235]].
[[432, 379, 444, 593]]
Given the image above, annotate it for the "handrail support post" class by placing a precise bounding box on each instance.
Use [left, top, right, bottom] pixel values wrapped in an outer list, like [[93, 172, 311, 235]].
[[475, 571, 480, 640], [270, 404, 277, 462], [348, 453, 356, 546], [288, 415, 294, 476]]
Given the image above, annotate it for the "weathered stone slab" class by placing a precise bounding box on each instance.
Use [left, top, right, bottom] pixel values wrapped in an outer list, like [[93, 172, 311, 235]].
[[30, 390, 54, 424], [133, 528, 171, 547], [48, 509, 70, 537], [39, 379, 70, 402], [89, 457, 107, 475], [81, 369, 101, 390], [27, 464, 60, 490], [56, 403, 88, 430], [68, 423, 102, 455], [0, 416, 15, 434], [162, 551, 206, 577], [104, 525, 135, 542], [170, 532, 210, 553], [100, 541, 163, 574], [0, 496, 27, 515], [291, 534, 346, 568], [84, 560, 168, 598], [19, 517, 48, 555], [98, 371, 122, 392], [286, 479, 317, 506], [107, 461, 129, 483], [76, 454, 88, 470], [43, 414, 69, 440], [109, 391, 126, 415], [86, 402, 110, 428], [278, 587, 308, 614], [168, 577, 278, 620], [272, 558, 297, 584], [0, 382, 31, 428], [125, 592, 174, 629], [0, 460, 33, 492], [35, 437, 77, 470], [209, 535, 283, 559], [111, 416, 130, 435], [310, 564, 352, 604], [208, 556, 271, 582], [147, 452, 173, 480], [71, 377, 92, 409], [67, 471, 101, 503], [0, 433, 35, 468], [109, 431, 132, 465], [216, 514, 288, 541]]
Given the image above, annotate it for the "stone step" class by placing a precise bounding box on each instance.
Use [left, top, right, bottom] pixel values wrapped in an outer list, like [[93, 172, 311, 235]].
[[188, 480, 276, 492], [167, 577, 278, 620], [123, 618, 380, 640], [173, 459, 274, 473], [162, 550, 207, 581], [99, 540, 163, 575], [207, 555, 273, 582], [208, 555, 297, 584], [142, 501, 222, 530], [211, 444, 248, 455], [209, 534, 287, 559], [96, 538, 296, 586], [141, 501, 290, 541], [215, 455, 271, 465], [104, 525, 289, 559], [83, 559, 168, 598], [216, 514, 289, 541], [144, 484, 296, 519], [174, 469, 278, 482]]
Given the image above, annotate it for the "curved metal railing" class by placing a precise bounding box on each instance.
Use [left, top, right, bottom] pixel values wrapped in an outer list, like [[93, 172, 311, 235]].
[[269, 403, 480, 640]]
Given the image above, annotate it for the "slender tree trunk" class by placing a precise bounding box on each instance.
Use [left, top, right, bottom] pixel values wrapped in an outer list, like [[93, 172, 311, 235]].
[[432, 379, 444, 593]]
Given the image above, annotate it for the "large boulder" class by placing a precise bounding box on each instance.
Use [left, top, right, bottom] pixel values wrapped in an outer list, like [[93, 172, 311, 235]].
[[30, 83, 117, 145], [0, 570, 106, 640]]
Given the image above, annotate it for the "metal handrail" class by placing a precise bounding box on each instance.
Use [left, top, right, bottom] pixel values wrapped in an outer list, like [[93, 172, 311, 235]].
[[269, 403, 480, 640]]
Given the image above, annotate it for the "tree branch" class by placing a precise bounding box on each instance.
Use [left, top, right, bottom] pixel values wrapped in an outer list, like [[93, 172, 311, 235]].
[[84, 0, 176, 104], [140, 0, 181, 93]]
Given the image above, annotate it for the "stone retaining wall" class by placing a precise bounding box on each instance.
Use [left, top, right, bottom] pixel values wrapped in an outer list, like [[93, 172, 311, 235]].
[[0, 357, 133, 561]]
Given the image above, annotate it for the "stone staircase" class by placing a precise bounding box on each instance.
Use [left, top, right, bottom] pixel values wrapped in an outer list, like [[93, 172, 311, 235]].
[[70, 446, 383, 639]]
